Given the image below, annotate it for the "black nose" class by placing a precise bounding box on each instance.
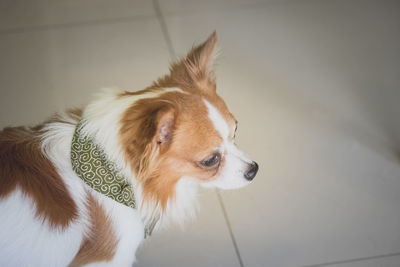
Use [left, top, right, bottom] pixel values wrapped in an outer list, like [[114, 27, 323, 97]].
[[244, 161, 258, 181]]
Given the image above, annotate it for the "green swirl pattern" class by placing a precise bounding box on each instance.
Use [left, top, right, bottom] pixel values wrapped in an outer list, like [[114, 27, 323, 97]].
[[71, 121, 136, 209]]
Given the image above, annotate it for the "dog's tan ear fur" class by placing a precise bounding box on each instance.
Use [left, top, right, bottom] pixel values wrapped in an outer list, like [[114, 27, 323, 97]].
[[155, 31, 219, 93], [155, 109, 175, 148], [183, 31, 218, 90]]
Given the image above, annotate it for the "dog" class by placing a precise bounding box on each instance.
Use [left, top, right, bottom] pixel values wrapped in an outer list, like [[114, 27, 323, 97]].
[[0, 32, 258, 266]]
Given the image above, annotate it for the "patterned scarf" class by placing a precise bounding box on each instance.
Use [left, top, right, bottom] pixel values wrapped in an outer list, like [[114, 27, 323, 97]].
[[71, 121, 136, 209], [71, 120, 156, 237]]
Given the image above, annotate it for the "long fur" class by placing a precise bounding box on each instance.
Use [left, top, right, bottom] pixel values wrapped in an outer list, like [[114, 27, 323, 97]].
[[0, 32, 257, 266]]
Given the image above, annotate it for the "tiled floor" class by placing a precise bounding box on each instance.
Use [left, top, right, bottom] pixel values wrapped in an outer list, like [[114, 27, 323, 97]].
[[1, 0, 400, 266]]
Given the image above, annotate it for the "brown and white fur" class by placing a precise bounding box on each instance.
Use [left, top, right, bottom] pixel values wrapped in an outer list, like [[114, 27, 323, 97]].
[[0, 32, 258, 266]]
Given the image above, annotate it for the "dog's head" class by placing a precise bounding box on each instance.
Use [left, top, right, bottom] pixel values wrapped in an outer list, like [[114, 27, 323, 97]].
[[120, 32, 258, 209]]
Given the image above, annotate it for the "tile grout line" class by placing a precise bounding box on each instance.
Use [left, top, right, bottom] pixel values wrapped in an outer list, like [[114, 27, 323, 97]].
[[216, 190, 245, 267], [152, 0, 176, 60], [301, 252, 400, 267]]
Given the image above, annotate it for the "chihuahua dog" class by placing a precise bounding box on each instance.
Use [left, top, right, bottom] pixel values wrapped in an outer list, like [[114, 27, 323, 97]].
[[0, 32, 258, 266]]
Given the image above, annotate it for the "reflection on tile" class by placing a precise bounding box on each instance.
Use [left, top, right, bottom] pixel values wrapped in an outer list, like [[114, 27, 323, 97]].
[[136, 189, 241, 267]]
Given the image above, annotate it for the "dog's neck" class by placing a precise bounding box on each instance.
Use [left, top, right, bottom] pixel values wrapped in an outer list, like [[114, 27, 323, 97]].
[[71, 118, 163, 237], [75, 88, 199, 231], [71, 119, 136, 209]]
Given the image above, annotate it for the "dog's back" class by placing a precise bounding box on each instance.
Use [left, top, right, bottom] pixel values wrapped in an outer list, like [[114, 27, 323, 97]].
[[0, 126, 78, 228], [0, 125, 84, 266], [0, 123, 144, 267]]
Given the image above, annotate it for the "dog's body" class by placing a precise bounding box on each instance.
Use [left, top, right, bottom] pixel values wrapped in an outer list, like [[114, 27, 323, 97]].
[[0, 32, 258, 266]]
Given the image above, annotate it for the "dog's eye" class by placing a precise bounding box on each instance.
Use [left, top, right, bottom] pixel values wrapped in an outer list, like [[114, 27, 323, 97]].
[[200, 153, 221, 168]]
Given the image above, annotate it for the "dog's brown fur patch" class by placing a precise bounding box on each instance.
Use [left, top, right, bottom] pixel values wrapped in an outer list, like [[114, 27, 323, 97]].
[[69, 193, 118, 266], [0, 126, 78, 229]]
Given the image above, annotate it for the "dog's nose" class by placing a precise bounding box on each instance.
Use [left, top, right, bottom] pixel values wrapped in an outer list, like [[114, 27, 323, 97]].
[[244, 161, 258, 181]]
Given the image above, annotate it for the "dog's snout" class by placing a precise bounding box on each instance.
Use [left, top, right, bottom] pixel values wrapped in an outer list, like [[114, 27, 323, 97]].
[[244, 161, 258, 181]]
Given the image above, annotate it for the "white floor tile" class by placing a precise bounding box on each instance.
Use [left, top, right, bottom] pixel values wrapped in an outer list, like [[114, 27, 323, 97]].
[[136, 189, 241, 267], [0, 31, 61, 127], [165, 0, 400, 152], [158, 0, 275, 15], [306, 254, 400, 267], [163, 1, 400, 266], [0, 0, 155, 32], [0, 17, 170, 127]]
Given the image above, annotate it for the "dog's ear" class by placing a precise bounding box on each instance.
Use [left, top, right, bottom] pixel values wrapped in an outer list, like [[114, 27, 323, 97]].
[[184, 31, 218, 90], [155, 108, 175, 150], [120, 101, 176, 176], [123, 104, 176, 182], [164, 31, 219, 93]]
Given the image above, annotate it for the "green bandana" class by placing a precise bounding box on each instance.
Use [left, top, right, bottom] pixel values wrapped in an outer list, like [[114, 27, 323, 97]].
[[71, 120, 156, 238], [71, 121, 136, 209]]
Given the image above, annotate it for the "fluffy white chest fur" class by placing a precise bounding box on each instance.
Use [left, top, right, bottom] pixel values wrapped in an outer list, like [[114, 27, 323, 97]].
[[0, 32, 258, 266]]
